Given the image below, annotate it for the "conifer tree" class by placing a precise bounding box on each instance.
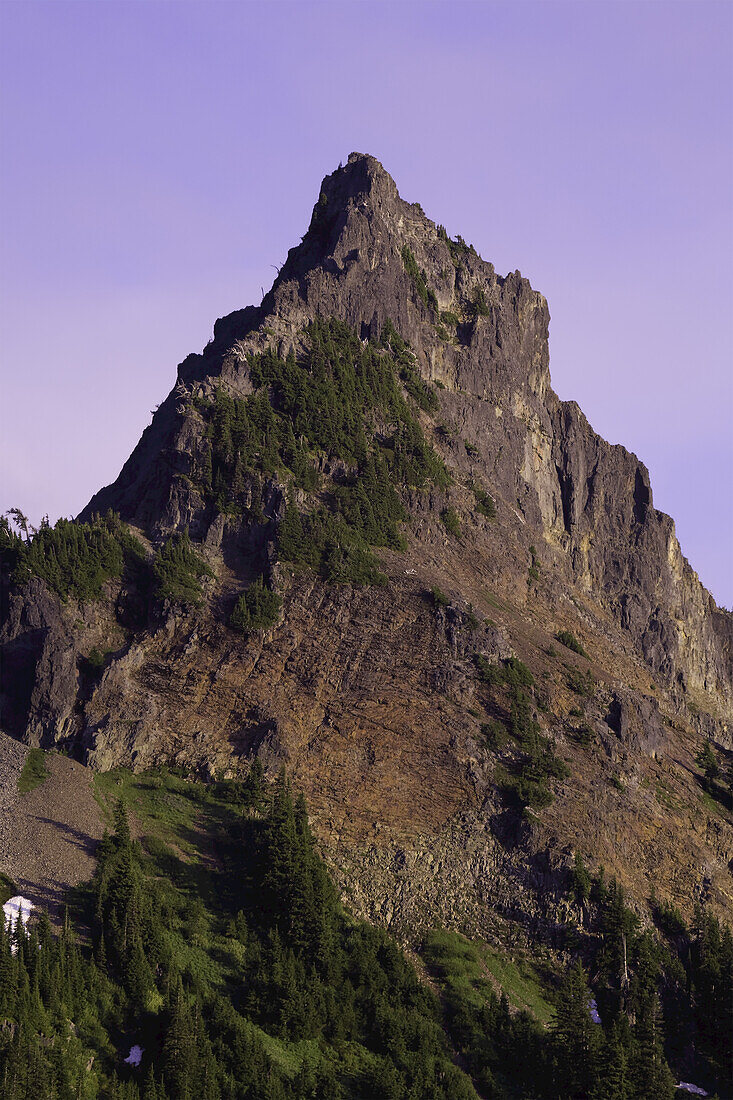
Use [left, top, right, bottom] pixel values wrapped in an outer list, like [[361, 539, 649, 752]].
[[553, 961, 600, 1098]]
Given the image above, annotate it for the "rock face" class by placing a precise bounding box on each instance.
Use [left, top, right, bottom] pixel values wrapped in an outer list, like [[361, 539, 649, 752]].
[[2, 153, 732, 932]]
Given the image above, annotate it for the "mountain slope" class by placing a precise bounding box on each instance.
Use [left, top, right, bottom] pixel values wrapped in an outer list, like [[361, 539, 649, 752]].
[[1, 153, 731, 941]]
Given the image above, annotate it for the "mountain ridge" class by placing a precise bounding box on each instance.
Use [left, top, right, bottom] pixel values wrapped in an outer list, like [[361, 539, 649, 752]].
[[80, 151, 732, 719]]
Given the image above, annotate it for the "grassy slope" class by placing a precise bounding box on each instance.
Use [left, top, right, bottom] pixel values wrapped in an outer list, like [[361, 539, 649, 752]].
[[423, 928, 556, 1028], [90, 767, 469, 1090], [17, 747, 48, 794]]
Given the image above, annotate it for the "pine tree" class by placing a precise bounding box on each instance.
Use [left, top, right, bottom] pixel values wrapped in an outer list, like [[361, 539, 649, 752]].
[[163, 977, 195, 1100], [592, 1017, 633, 1100], [553, 961, 600, 1098], [630, 991, 675, 1099]]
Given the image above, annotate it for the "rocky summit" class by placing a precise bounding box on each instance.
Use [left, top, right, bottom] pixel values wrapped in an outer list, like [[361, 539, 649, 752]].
[[1, 152, 731, 945]]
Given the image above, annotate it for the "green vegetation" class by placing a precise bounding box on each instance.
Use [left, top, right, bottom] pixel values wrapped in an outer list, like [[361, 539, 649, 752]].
[[422, 929, 554, 1097], [571, 852, 591, 906], [0, 767, 478, 1099], [229, 576, 282, 633], [197, 317, 444, 493], [440, 310, 459, 327], [695, 740, 719, 783], [556, 630, 589, 658], [86, 647, 110, 671], [380, 319, 440, 413], [480, 945, 556, 1027], [425, 873, 732, 1100], [693, 741, 733, 813], [473, 486, 496, 519], [152, 532, 212, 607], [528, 544, 540, 583], [572, 723, 595, 747], [400, 244, 438, 313], [481, 719, 507, 751], [0, 872, 18, 906], [470, 285, 490, 318], [437, 226, 476, 269], [483, 590, 506, 612], [430, 585, 450, 608], [17, 747, 48, 795], [2, 511, 145, 602], [278, 496, 389, 586], [440, 507, 461, 538], [655, 779, 683, 812], [474, 656, 569, 809], [193, 319, 448, 586], [565, 664, 595, 697], [2, 762, 729, 1099], [1, 509, 219, 620]]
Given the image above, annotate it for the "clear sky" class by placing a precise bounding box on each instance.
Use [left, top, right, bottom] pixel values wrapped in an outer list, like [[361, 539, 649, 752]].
[[1, 0, 731, 607]]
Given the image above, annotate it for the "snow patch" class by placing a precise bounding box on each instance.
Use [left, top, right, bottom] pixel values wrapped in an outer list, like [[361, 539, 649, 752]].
[[3, 896, 33, 953], [124, 1045, 144, 1067]]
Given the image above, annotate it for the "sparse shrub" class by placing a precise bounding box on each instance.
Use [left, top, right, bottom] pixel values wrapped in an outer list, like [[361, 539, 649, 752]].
[[279, 500, 388, 586], [528, 545, 540, 583], [87, 647, 107, 670], [321, 539, 387, 586], [556, 630, 588, 657], [572, 852, 591, 905], [504, 656, 535, 688], [430, 586, 450, 608], [473, 487, 496, 519], [574, 724, 595, 746], [475, 655, 534, 689], [695, 740, 719, 783], [565, 665, 595, 697], [508, 775, 554, 810], [471, 286, 490, 317], [401, 245, 437, 313], [441, 507, 461, 538], [18, 747, 48, 795]]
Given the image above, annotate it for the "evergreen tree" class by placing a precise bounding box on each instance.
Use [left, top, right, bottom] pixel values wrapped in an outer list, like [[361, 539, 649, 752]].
[[553, 961, 600, 1098]]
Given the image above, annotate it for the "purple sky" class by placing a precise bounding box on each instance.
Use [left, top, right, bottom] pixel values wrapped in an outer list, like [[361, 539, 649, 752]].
[[1, 1, 731, 607]]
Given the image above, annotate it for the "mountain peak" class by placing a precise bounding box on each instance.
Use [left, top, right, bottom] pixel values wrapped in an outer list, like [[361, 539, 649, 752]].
[[320, 151, 401, 207]]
